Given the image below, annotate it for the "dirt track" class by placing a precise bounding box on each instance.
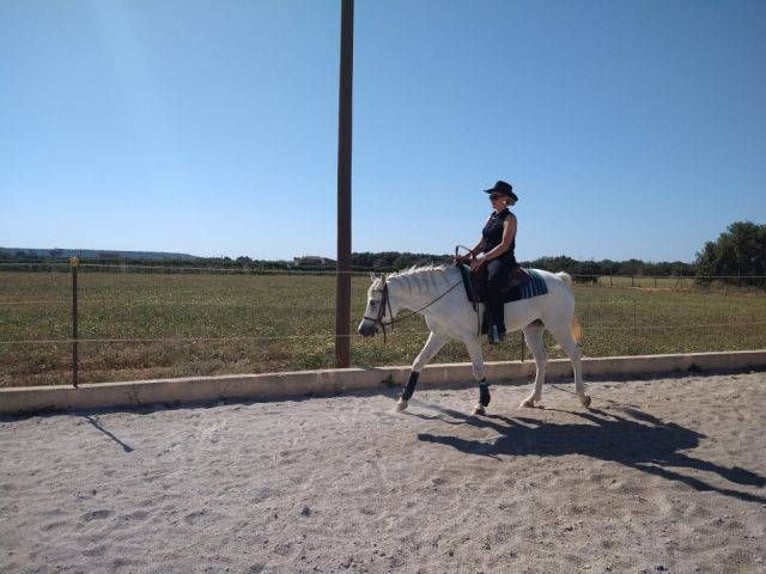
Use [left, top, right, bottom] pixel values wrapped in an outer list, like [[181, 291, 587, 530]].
[[2, 372, 764, 573]]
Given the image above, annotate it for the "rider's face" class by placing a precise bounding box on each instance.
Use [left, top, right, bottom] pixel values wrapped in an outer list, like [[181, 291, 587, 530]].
[[489, 194, 506, 209]]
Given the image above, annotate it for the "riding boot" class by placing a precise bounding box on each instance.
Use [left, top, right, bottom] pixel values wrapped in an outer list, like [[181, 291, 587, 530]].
[[488, 302, 506, 343], [486, 261, 508, 344], [488, 323, 505, 345], [488, 324, 500, 344]]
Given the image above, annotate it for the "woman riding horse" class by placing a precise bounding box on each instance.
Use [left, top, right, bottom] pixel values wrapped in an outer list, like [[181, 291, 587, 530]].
[[457, 180, 519, 345]]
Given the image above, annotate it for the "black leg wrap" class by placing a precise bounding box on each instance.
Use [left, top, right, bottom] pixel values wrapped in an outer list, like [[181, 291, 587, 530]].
[[479, 382, 491, 407], [401, 371, 420, 401]]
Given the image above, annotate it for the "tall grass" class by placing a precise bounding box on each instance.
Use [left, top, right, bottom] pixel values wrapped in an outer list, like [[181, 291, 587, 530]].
[[1, 270, 764, 387]]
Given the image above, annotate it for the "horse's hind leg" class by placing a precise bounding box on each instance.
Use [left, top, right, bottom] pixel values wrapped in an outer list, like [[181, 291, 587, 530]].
[[396, 331, 446, 411], [547, 323, 591, 408], [520, 321, 547, 408]]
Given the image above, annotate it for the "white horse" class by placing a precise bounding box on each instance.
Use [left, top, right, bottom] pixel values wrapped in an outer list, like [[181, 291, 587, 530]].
[[357, 264, 590, 414]]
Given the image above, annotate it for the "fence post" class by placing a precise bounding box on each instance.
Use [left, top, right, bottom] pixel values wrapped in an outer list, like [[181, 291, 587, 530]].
[[633, 299, 637, 331], [71, 257, 79, 388], [519, 331, 524, 362]]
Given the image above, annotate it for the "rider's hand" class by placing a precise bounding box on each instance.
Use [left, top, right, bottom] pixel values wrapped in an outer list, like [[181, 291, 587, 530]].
[[470, 257, 485, 271]]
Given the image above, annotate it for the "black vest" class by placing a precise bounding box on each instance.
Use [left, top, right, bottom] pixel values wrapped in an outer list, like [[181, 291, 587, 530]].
[[482, 208, 516, 264]]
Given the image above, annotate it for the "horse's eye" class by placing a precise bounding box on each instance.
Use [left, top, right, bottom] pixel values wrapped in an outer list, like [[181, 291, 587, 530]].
[[369, 300, 377, 308]]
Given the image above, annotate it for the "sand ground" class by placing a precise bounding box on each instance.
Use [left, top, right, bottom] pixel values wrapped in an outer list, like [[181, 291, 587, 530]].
[[1, 372, 765, 573]]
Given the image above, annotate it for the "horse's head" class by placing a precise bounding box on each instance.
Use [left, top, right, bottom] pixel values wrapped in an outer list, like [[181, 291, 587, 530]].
[[357, 273, 390, 338]]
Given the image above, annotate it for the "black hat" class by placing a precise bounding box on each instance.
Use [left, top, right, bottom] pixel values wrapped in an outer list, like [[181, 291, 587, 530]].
[[484, 180, 518, 203]]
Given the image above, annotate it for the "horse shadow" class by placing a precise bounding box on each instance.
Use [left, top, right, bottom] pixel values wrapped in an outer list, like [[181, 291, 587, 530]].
[[416, 405, 766, 505]]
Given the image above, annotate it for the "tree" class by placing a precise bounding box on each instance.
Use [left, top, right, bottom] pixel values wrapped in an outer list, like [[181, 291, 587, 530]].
[[695, 221, 766, 287], [532, 255, 578, 275], [576, 260, 600, 283]]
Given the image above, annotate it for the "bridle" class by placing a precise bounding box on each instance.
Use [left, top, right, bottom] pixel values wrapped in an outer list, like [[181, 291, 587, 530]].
[[363, 273, 464, 342], [363, 278, 394, 342]]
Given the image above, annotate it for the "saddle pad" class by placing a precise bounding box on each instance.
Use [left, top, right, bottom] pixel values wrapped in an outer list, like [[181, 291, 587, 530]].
[[503, 268, 549, 303], [458, 264, 549, 304], [513, 268, 548, 300]]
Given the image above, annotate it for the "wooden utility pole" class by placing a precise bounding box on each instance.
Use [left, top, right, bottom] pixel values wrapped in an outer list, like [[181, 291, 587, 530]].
[[335, 0, 354, 368], [71, 257, 79, 387]]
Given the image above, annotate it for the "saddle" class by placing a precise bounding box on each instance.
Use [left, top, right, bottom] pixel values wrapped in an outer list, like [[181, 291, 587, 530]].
[[458, 263, 532, 306], [458, 265, 547, 334]]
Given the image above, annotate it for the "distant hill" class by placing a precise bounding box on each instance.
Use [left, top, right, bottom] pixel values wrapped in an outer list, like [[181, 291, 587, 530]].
[[0, 247, 200, 262]]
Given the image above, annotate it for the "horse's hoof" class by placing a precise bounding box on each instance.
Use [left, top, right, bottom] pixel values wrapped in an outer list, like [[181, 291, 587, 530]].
[[580, 395, 592, 408], [520, 399, 535, 408], [395, 399, 409, 412], [472, 404, 486, 416]]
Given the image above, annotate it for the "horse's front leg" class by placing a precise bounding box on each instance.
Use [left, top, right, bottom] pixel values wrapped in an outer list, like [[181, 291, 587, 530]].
[[396, 331, 446, 411], [463, 336, 490, 415]]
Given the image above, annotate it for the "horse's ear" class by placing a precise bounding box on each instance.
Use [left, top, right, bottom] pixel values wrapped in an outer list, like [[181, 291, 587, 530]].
[[369, 272, 377, 282]]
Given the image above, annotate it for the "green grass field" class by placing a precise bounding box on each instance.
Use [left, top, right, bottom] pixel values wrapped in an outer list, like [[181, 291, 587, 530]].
[[1, 269, 765, 387]]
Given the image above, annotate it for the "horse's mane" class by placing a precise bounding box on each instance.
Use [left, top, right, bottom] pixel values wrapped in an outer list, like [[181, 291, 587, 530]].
[[387, 263, 449, 279], [386, 264, 456, 295]]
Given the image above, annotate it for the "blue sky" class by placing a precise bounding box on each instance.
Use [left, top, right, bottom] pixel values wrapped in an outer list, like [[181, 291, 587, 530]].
[[1, 0, 764, 263]]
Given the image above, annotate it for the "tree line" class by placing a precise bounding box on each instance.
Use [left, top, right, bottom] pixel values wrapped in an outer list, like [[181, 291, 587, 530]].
[[345, 252, 699, 278], [0, 249, 693, 277], [2, 221, 763, 288]]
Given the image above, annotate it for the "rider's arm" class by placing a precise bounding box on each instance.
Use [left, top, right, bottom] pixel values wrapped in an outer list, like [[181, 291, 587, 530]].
[[474, 214, 517, 265], [455, 238, 485, 264], [467, 239, 485, 257]]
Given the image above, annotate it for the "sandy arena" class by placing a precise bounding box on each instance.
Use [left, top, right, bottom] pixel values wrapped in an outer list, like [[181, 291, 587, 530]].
[[1, 372, 764, 573]]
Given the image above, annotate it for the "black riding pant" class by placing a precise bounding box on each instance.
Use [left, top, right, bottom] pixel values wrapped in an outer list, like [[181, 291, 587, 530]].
[[486, 259, 510, 331]]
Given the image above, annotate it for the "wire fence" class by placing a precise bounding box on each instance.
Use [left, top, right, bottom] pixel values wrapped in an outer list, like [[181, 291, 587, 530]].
[[1, 262, 765, 388]]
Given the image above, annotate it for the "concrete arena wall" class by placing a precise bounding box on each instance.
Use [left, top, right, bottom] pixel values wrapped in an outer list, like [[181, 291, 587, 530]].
[[1, 350, 764, 415]]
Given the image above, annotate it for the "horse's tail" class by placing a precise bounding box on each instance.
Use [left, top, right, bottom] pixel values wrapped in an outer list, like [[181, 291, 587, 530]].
[[556, 272, 583, 345], [557, 271, 574, 288], [570, 313, 583, 345]]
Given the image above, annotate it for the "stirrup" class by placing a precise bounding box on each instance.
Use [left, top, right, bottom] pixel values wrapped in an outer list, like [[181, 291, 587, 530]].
[[488, 324, 505, 345]]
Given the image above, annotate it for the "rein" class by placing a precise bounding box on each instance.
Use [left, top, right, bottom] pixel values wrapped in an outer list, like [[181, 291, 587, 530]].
[[364, 274, 464, 342]]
